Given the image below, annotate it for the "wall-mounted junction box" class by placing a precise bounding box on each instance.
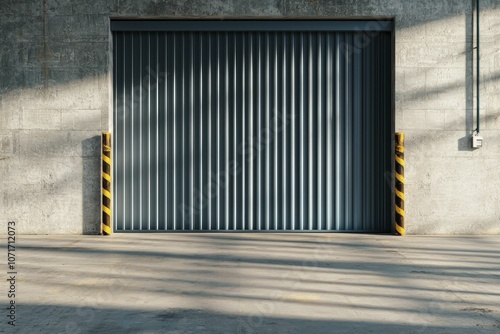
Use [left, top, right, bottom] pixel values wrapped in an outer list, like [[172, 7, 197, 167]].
[[471, 134, 483, 148]]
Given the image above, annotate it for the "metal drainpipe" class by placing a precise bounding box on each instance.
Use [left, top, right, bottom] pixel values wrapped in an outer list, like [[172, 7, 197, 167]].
[[476, 0, 480, 133]]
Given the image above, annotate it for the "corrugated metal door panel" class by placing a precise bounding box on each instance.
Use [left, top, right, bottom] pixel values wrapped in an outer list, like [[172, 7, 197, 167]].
[[113, 27, 392, 232]]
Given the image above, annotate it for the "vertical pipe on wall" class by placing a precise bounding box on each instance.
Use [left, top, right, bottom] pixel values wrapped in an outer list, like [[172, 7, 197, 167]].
[[476, 0, 480, 133]]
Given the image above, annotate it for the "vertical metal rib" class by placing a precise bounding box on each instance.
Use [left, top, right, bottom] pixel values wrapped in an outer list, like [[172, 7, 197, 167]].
[[123, 34, 134, 228], [273, 33, 278, 230], [374, 35, 379, 231], [257, 33, 262, 231], [265, 32, 270, 231], [113, 33, 117, 232], [233, 33, 238, 230], [241, 33, 246, 231], [299, 32, 305, 231], [308, 32, 314, 231], [197, 32, 201, 231], [130, 33, 135, 231], [172, 34, 176, 230], [345, 33, 352, 230], [248, 34, 254, 231], [216, 34, 221, 231], [317, 32, 323, 231], [290, 34, 296, 231], [207, 33, 212, 231], [150, 32, 157, 231], [326, 33, 332, 231], [335, 33, 341, 230], [189, 33, 194, 230], [182, 33, 188, 231], [352, 33, 361, 230], [122, 33, 126, 231], [164, 32, 168, 230], [282, 32, 287, 231], [156, 33, 160, 230], [365, 35, 370, 231], [146, 33, 150, 230], [225, 32, 230, 230]]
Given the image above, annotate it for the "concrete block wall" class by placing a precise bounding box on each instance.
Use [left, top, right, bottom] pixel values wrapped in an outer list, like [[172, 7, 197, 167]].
[[0, 0, 499, 234]]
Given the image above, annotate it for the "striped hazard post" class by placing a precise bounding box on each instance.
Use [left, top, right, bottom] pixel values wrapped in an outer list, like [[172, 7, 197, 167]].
[[395, 132, 405, 236], [102, 132, 112, 235]]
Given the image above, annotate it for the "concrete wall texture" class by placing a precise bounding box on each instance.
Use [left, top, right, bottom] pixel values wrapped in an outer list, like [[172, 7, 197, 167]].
[[0, 0, 499, 234]]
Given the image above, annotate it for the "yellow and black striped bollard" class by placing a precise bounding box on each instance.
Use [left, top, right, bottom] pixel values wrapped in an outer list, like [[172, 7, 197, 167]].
[[102, 132, 112, 235], [395, 132, 405, 236]]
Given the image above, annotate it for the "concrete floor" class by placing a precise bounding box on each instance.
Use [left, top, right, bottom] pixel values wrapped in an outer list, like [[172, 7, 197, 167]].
[[4, 234, 500, 333]]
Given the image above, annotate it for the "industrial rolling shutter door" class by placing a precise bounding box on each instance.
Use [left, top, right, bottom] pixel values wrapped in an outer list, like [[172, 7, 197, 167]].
[[112, 21, 393, 232]]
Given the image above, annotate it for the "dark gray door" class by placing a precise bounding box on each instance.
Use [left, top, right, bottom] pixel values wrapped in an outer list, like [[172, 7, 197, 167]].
[[112, 21, 393, 232]]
